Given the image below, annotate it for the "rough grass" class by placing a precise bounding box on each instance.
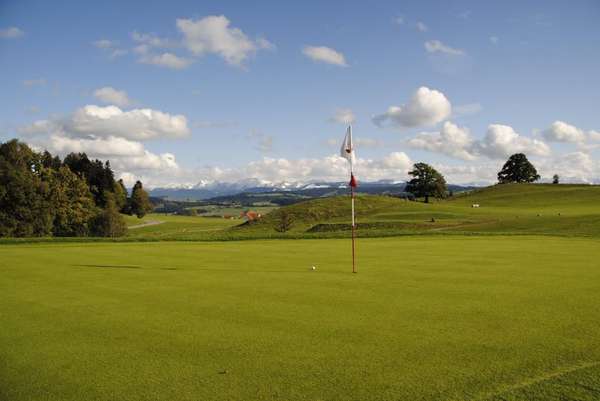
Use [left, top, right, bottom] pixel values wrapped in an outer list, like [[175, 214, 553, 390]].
[[232, 184, 600, 239], [1, 236, 600, 401]]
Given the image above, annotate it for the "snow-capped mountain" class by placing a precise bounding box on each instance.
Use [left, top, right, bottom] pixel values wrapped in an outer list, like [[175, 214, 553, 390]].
[[148, 179, 410, 200]]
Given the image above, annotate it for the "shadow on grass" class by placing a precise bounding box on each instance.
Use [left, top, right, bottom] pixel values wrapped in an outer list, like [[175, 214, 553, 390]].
[[74, 264, 142, 269]]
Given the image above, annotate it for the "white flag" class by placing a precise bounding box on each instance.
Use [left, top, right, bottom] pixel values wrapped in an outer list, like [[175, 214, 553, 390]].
[[340, 125, 355, 164]]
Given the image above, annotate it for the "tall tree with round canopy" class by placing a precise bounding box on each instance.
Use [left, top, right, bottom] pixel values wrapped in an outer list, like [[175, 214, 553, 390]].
[[497, 153, 540, 184]]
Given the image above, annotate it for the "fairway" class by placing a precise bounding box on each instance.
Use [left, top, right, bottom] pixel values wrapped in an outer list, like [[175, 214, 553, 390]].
[[2, 237, 600, 401]]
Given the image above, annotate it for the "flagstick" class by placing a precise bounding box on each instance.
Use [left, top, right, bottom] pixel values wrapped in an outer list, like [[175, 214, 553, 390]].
[[351, 180, 356, 274], [350, 162, 356, 274]]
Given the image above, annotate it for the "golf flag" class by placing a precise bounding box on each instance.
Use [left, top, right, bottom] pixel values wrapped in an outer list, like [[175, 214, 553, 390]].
[[349, 172, 358, 188], [340, 125, 358, 273], [340, 125, 356, 164]]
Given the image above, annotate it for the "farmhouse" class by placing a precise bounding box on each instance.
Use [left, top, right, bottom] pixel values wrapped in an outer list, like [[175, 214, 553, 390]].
[[241, 210, 262, 221]]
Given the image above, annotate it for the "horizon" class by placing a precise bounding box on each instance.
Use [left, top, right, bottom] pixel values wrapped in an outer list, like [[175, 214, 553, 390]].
[[2, 0, 600, 188]]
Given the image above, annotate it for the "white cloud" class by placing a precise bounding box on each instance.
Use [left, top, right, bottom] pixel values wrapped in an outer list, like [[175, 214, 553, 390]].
[[23, 78, 46, 87], [47, 134, 145, 157], [131, 31, 176, 48], [93, 87, 132, 107], [232, 152, 412, 184], [408, 121, 476, 160], [330, 108, 356, 124], [424, 40, 465, 56], [537, 151, 598, 183], [408, 122, 553, 162], [416, 22, 428, 32], [138, 52, 192, 69], [93, 39, 128, 59], [394, 16, 405, 25], [373, 86, 451, 128], [176, 15, 271, 66], [256, 37, 275, 50], [20, 105, 190, 141], [432, 162, 499, 185], [476, 124, 551, 159], [19, 106, 188, 188], [0, 27, 24, 39], [589, 131, 600, 141], [302, 46, 348, 67], [490, 36, 499, 45], [542, 120, 586, 143], [23, 130, 181, 184]]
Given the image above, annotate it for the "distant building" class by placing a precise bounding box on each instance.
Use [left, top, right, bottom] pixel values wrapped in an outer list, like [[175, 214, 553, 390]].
[[240, 210, 262, 221]]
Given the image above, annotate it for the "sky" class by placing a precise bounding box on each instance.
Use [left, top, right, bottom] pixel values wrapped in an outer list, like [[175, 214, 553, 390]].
[[1, 0, 600, 188]]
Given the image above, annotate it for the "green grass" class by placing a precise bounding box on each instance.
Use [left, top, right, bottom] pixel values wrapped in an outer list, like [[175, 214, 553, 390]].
[[233, 184, 600, 239], [123, 213, 240, 240], [1, 236, 600, 400]]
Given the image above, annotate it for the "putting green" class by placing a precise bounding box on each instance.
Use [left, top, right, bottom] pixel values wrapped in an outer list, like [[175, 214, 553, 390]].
[[1, 236, 599, 400]]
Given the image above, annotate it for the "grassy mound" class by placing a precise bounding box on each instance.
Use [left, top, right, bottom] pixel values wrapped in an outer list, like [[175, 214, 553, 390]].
[[450, 183, 600, 211], [231, 184, 600, 238]]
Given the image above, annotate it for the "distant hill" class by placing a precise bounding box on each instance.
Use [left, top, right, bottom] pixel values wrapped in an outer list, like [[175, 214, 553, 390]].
[[150, 180, 476, 204], [231, 183, 600, 238]]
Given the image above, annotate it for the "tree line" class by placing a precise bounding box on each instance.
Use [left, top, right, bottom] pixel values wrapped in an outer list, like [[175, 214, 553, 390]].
[[405, 152, 545, 202], [0, 139, 152, 238]]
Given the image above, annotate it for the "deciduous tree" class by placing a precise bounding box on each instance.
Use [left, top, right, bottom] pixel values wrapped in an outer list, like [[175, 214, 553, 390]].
[[497, 153, 540, 184], [405, 163, 447, 203]]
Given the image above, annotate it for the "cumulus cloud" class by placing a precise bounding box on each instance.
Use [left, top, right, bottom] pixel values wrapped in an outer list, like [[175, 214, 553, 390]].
[[41, 135, 179, 182], [589, 131, 600, 142], [424, 40, 465, 56], [432, 162, 499, 185], [542, 120, 587, 143], [138, 52, 192, 69], [131, 31, 176, 48], [20, 105, 190, 141], [215, 152, 412, 184], [93, 87, 132, 107], [476, 124, 551, 159], [407, 122, 552, 162], [416, 22, 428, 32], [330, 108, 355, 124], [176, 15, 272, 66], [302, 46, 348, 67], [537, 151, 598, 183], [92, 39, 128, 59], [373, 86, 451, 128], [19, 106, 189, 188], [408, 121, 476, 160], [0, 27, 24, 39]]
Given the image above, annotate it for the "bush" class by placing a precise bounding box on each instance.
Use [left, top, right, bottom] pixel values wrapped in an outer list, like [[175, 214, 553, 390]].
[[91, 195, 127, 237]]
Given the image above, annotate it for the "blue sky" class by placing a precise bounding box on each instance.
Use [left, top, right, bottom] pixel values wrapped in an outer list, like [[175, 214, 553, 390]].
[[1, 0, 600, 187]]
